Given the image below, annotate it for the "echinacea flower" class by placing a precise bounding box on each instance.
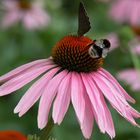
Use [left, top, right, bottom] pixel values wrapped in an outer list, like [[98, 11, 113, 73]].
[[1, 0, 50, 29], [0, 130, 26, 140], [117, 69, 140, 91], [0, 2, 140, 139], [109, 0, 140, 26]]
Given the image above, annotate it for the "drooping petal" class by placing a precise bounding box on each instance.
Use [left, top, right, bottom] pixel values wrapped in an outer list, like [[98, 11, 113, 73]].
[[81, 73, 105, 133], [81, 92, 94, 139], [100, 68, 135, 103], [0, 59, 49, 82], [93, 72, 140, 126], [71, 72, 85, 126], [89, 73, 115, 138], [97, 70, 132, 106], [52, 72, 71, 124], [14, 67, 59, 117], [0, 65, 52, 96], [38, 70, 68, 129]]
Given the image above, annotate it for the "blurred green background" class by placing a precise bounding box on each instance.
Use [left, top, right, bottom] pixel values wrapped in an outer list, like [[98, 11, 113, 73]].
[[0, 0, 140, 140]]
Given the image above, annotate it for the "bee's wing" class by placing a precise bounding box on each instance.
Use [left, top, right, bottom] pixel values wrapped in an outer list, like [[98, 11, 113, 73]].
[[78, 2, 91, 36]]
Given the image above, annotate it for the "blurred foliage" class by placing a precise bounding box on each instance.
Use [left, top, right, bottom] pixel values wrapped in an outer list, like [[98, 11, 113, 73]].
[[0, 0, 140, 140], [27, 134, 40, 140]]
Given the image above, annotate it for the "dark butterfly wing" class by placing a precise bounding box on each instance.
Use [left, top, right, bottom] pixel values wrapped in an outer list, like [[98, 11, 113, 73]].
[[78, 2, 91, 36]]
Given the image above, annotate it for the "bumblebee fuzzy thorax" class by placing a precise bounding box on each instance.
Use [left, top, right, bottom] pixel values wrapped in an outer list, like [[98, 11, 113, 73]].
[[52, 35, 104, 72]]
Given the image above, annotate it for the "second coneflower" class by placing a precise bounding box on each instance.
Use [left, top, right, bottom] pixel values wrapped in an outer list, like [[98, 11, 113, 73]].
[[0, 2, 140, 139], [0, 130, 26, 140], [1, 0, 50, 29]]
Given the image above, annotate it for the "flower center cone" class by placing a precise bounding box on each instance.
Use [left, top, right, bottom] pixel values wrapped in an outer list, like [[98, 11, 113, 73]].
[[52, 35, 103, 72]]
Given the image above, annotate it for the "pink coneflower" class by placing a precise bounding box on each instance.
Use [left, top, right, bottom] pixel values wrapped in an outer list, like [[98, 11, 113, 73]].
[[0, 2, 140, 139], [104, 33, 119, 51], [109, 0, 140, 26], [0, 130, 26, 140], [1, 0, 50, 29], [117, 69, 140, 91], [0, 35, 140, 139]]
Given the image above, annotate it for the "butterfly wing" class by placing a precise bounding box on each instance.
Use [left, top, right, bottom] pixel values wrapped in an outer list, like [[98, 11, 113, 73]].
[[78, 2, 91, 36]]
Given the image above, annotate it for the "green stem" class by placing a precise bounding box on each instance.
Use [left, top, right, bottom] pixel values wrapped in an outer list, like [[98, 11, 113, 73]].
[[40, 117, 54, 140], [130, 50, 140, 70], [130, 50, 140, 78]]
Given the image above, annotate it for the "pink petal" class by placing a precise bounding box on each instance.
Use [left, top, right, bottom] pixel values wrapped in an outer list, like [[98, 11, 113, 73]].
[[117, 69, 140, 91], [98, 70, 133, 106], [131, 82, 140, 91], [0, 65, 51, 96], [0, 59, 49, 82], [52, 72, 71, 124], [71, 72, 85, 125], [130, 1, 140, 25], [100, 68, 135, 103], [31, 7, 49, 26], [81, 73, 105, 134], [38, 70, 68, 129], [109, 0, 140, 25], [14, 67, 59, 117], [2, 10, 20, 27], [81, 93, 94, 139], [132, 44, 140, 55], [89, 73, 115, 138], [93, 72, 140, 126], [23, 12, 39, 29], [109, 0, 127, 23], [23, 7, 49, 29]]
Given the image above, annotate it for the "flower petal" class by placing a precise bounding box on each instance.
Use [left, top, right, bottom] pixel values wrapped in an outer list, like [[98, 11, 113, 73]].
[[23, 7, 50, 29], [81, 93, 94, 139], [52, 72, 71, 124], [71, 72, 85, 125], [2, 10, 20, 27], [81, 73, 105, 133], [38, 70, 68, 129], [0, 65, 51, 96], [100, 68, 135, 103], [93, 72, 140, 126], [14, 67, 59, 117], [0, 59, 49, 82], [89, 74, 115, 138]]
